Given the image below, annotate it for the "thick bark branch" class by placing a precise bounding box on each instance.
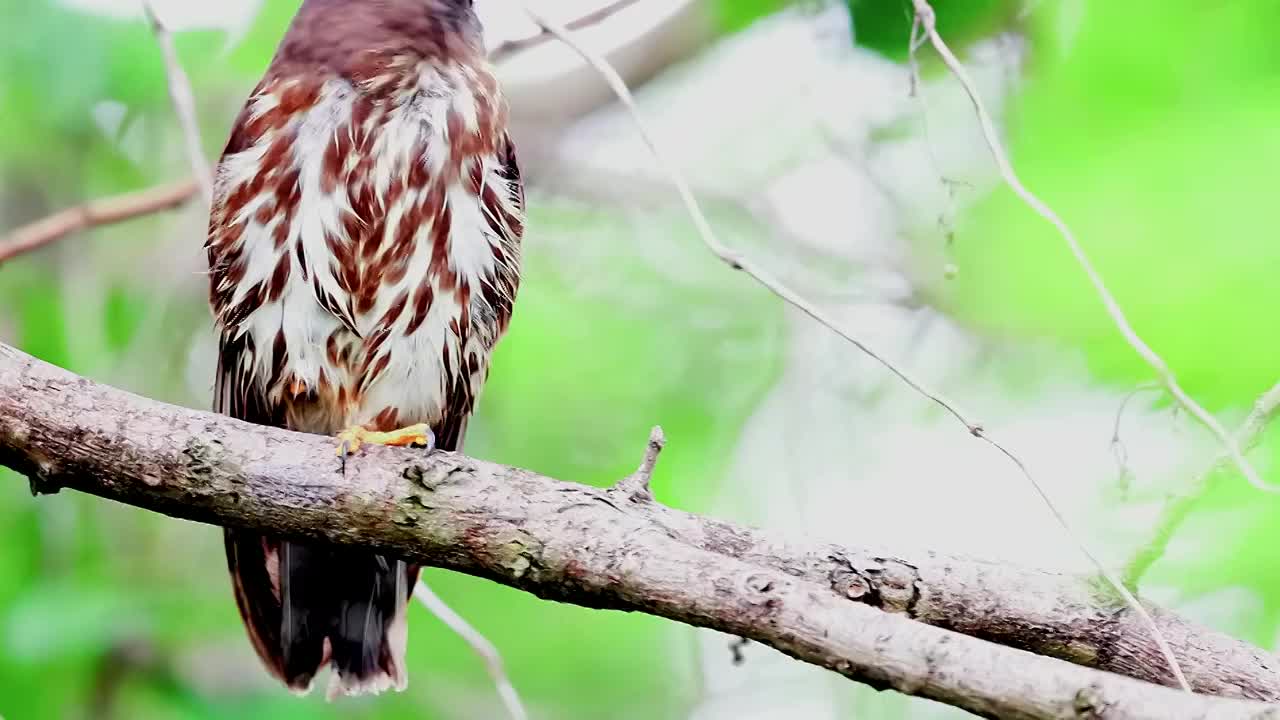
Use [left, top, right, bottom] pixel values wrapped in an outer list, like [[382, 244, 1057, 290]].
[[1, 341, 1278, 719]]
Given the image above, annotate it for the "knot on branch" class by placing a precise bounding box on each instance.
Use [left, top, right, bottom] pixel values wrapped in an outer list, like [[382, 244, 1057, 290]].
[[828, 555, 922, 615], [29, 473, 61, 497], [743, 573, 778, 601], [1073, 686, 1114, 718], [9, 429, 62, 496]]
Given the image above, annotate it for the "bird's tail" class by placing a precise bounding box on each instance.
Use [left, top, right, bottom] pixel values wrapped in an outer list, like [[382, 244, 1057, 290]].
[[224, 529, 417, 698]]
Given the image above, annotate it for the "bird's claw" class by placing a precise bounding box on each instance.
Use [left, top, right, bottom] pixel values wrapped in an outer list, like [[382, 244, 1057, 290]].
[[335, 423, 436, 457], [336, 424, 435, 479]]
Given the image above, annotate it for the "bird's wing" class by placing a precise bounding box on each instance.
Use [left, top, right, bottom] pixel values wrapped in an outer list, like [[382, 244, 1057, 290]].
[[207, 76, 326, 691], [432, 131, 524, 452]]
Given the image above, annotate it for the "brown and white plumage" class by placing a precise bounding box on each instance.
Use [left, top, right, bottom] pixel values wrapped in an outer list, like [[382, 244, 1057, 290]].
[[205, 0, 523, 698]]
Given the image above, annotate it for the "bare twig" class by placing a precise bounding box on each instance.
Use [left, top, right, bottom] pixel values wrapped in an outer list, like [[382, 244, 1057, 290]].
[[0, 180, 199, 264], [1124, 381, 1280, 587], [6, 342, 1280, 718], [414, 582, 528, 720], [523, 0, 1192, 694], [977, 432, 1192, 692], [728, 637, 750, 666], [109, 3, 215, 402], [1109, 382, 1162, 494], [906, 16, 964, 251], [907, 0, 1196, 692], [614, 426, 665, 501], [141, 1, 212, 205], [907, 1, 1272, 498], [489, 0, 644, 62]]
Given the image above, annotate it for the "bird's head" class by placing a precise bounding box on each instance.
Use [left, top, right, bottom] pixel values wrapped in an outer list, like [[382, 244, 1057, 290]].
[[273, 0, 487, 77]]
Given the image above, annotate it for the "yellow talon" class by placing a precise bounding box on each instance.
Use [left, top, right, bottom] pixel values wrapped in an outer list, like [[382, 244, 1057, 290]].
[[335, 423, 435, 456]]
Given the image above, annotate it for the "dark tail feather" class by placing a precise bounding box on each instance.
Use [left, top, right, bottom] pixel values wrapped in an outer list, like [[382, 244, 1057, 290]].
[[278, 540, 333, 687], [225, 530, 416, 697], [225, 530, 319, 692], [325, 549, 413, 697]]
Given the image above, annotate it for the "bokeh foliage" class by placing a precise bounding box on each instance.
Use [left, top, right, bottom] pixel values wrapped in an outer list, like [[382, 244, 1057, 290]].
[[3, 0, 1280, 718], [938, 0, 1280, 640]]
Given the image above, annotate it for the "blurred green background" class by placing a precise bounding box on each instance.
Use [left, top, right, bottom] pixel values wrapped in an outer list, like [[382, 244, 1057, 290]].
[[2, 0, 1279, 718]]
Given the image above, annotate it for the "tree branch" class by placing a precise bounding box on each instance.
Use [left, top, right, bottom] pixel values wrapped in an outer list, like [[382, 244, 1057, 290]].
[[0, 179, 198, 264], [3, 342, 1280, 718], [141, 1, 212, 205], [489, 0, 644, 63]]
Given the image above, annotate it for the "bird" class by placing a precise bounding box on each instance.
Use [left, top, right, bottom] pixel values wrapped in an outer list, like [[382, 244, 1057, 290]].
[[204, 0, 524, 699]]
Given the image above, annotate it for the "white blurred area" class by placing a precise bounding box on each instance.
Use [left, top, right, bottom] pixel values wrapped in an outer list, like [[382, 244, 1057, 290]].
[[56, 0, 694, 66], [57, 1, 1264, 718]]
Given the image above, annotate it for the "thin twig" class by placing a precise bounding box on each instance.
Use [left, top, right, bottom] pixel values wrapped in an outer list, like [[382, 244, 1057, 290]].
[[141, 1, 212, 205], [908, 0, 1190, 692], [728, 637, 750, 666], [1109, 382, 1163, 494], [614, 426, 666, 501], [974, 432, 1190, 692], [1124, 381, 1280, 588], [525, 0, 1191, 694], [414, 582, 528, 720], [490, 0, 644, 62], [0, 180, 198, 264], [908, 1, 1272, 496], [906, 16, 964, 252], [118, 2, 214, 397]]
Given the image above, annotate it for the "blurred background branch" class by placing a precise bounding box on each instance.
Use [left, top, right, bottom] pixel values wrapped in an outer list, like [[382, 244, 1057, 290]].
[[1125, 381, 1280, 588], [0, 180, 197, 264], [140, 1, 211, 204], [491, 0, 645, 62], [413, 582, 528, 720]]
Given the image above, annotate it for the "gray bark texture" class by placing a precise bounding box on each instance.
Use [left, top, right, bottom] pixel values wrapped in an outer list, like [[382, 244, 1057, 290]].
[[1, 341, 1278, 719]]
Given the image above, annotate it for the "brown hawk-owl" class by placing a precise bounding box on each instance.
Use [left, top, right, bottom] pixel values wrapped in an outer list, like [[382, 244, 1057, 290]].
[[204, 0, 524, 698]]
